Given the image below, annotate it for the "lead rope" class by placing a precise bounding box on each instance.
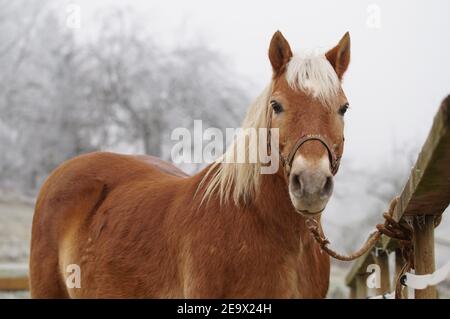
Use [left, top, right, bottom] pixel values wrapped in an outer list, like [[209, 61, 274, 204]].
[[306, 218, 382, 261], [306, 196, 415, 299]]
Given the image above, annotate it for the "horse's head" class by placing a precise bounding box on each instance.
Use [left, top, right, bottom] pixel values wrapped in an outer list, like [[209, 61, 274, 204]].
[[268, 31, 350, 216]]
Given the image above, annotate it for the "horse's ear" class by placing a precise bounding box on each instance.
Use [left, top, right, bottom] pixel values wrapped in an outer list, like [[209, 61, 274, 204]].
[[268, 31, 293, 77], [325, 32, 351, 80]]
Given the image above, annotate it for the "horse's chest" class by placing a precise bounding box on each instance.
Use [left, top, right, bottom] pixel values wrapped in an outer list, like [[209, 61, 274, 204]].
[[275, 254, 329, 298], [222, 245, 330, 298]]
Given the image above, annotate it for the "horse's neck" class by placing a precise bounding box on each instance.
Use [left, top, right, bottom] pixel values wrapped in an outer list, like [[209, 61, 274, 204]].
[[254, 172, 314, 251], [193, 164, 319, 253], [255, 172, 330, 291]]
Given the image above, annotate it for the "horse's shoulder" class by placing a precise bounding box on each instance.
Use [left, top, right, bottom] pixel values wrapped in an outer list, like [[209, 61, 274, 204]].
[[35, 152, 190, 221]]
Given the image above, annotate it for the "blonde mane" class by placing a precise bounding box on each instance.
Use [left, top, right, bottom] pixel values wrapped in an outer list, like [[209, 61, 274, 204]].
[[200, 52, 340, 206], [200, 85, 272, 205], [286, 52, 340, 106]]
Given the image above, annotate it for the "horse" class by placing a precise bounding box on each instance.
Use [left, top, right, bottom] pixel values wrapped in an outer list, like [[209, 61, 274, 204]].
[[29, 31, 351, 298]]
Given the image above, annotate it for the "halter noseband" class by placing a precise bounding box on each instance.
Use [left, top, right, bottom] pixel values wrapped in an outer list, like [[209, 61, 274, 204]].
[[283, 134, 341, 176], [266, 108, 342, 179]]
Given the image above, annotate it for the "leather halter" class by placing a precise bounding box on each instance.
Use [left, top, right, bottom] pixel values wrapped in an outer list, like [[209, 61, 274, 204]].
[[284, 134, 341, 176], [266, 107, 342, 179]]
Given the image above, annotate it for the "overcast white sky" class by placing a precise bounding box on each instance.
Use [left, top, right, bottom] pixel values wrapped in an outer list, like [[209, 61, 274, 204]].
[[61, 0, 450, 246]]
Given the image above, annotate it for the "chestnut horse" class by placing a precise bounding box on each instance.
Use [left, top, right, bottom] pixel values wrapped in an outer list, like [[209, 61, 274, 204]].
[[30, 31, 351, 298]]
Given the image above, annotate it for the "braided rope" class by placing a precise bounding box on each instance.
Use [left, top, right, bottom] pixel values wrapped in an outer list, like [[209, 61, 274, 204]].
[[306, 218, 382, 261]]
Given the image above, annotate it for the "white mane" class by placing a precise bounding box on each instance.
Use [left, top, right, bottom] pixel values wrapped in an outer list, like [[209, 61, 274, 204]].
[[286, 52, 340, 106]]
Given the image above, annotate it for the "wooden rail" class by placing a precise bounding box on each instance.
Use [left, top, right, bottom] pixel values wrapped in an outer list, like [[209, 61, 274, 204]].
[[346, 95, 450, 298], [0, 263, 29, 291]]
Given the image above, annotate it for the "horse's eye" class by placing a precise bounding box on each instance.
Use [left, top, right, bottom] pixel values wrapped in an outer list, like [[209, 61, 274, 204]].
[[270, 100, 283, 114], [339, 103, 349, 116]]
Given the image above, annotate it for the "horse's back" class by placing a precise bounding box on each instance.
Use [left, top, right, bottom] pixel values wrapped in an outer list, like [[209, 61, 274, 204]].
[[29, 152, 187, 298]]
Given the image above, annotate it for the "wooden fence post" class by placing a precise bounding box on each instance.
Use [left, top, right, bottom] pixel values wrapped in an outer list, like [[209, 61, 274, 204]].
[[355, 274, 367, 299], [375, 251, 390, 295], [394, 249, 408, 298], [349, 283, 356, 299], [413, 215, 437, 299]]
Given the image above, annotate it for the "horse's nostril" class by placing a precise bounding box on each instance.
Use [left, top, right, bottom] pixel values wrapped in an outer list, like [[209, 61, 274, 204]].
[[321, 176, 334, 196], [290, 173, 302, 194]]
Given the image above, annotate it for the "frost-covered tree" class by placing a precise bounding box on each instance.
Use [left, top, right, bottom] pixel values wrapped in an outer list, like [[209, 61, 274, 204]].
[[0, 6, 99, 193], [0, 5, 250, 194], [89, 9, 248, 157]]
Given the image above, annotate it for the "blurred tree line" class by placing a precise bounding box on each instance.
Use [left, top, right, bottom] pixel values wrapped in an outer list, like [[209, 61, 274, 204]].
[[0, 1, 249, 195]]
